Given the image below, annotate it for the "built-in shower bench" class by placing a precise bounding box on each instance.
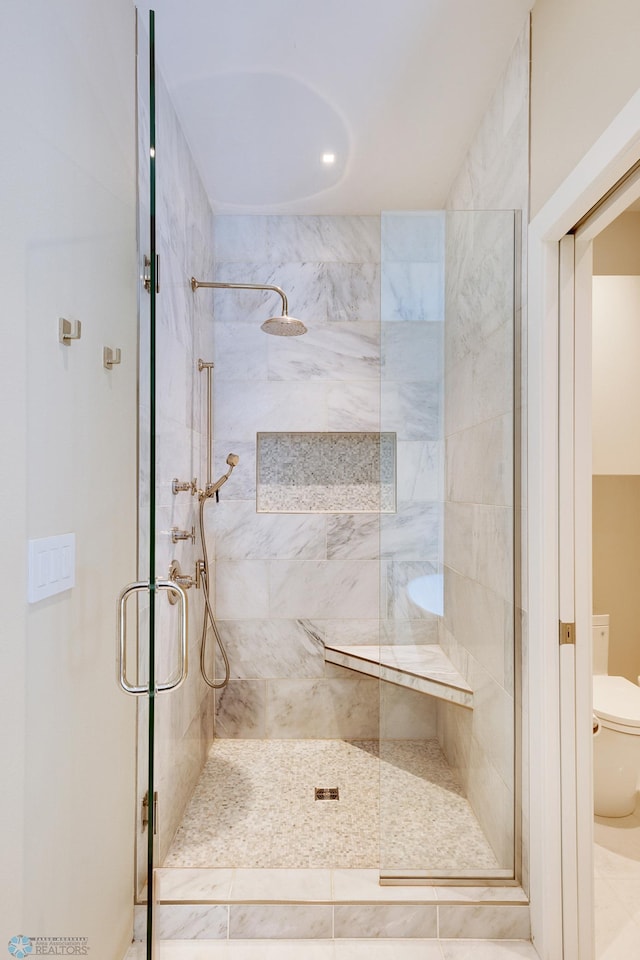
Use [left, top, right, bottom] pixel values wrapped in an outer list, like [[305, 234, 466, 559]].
[[324, 643, 473, 708]]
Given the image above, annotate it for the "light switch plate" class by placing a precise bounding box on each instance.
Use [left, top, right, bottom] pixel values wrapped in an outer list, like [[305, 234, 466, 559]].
[[28, 533, 76, 603]]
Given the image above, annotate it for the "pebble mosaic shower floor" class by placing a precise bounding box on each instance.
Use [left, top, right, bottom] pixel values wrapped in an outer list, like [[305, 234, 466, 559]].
[[163, 739, 499, 872]]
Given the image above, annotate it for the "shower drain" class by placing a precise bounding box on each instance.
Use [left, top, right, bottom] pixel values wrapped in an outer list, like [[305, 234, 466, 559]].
[[315, 787, 340, 800]]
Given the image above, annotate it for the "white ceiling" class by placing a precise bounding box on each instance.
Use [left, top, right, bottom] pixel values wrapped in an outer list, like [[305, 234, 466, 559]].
[[136, 0, 533, 214]]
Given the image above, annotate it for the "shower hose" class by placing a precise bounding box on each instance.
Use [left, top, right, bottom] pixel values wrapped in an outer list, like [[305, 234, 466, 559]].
[[198, 495, 230, 689]]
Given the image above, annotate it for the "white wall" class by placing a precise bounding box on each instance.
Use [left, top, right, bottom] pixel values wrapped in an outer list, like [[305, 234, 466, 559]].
[[592, 277, 640, 474], [531, 0, 640, 215], [0, 1, 138, 956], [530, 0, 640, 217]]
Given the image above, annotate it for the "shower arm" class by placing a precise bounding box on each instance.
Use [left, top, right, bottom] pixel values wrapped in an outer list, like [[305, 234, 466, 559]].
[[190, 277, 289, 318]]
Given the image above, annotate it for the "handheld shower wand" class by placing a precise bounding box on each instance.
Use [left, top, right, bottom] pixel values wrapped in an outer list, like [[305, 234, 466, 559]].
[[201, 453, 240, 501]]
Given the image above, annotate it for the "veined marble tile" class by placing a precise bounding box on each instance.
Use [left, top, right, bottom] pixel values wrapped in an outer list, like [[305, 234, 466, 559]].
[[231, 868, 332, 902], [214, 619, 325, 679], [327, 381, 381, 432], [444, 212, 514, 368], [214, 379, 328, 440], [229, 903, 333, 938], [380, 501, 441, 561], [446, 414, 513, 508], [211, 441, 257, 500], [434, 886, 528, 904], [334, 904, 437, 938], [380, 618, 440, 646], [384, 561, 440, 620], [214, 680, 266, 738], [324, 645, 472, 707], [213, 501, 326, 560], [327, 514, 380, 560], [260, 215, 379, 263], [466, 745, 515, 871], [212, 322, 269, 381], [381, 381, 441, 441], [331, 869, 438, 903], [443, 501, 514, 603], [437, 904, 530, 940], [266, 677, 379, 738], [152, 904, 228, 939], [444, 321, 512, 437], [212, 261, 326, 325], [156, 868, 234, 902], [469, 663, 514, 788], [443, 502, 476, 582], [473, 504, 514, 602], [381, 211, 444, 262], [267, 322, 380, 382], [381, 261, 444, 322], [381, 321, 443, 383], [269, 560, 379, 619], [215, 561, 269, 619], [266, 216, 331, 261], [325, 262, 381, 322], [319, 215, 381, 262], [380, 681, 438, 739], [443, 568, 513, 689], [325, 619, 381, 646], [213, 215, 269, 261], [397, 441, 443, 502]]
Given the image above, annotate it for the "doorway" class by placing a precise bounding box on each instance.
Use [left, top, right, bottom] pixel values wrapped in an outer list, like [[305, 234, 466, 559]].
[[590, 204, 640, 958], [528, 133, 640, 959]]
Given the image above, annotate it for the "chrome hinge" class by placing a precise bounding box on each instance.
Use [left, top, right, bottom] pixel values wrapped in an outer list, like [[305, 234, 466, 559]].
[[143, 254, 160, 294], [141, 790, 158, 834], [559, 621, 576, 645]]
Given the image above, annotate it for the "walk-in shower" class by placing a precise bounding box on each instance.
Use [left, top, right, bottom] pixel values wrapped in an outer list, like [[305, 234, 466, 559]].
[[133, 21, 521, 945]]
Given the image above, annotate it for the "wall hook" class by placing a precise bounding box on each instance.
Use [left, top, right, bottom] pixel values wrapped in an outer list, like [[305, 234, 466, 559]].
[[103, 346, 122, 370], [59, 317, 82, 346]]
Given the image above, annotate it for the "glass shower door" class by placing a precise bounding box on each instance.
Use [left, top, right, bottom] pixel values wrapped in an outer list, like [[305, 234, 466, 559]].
[[378, 209, 519, 880], [120, 10, 189, 952]]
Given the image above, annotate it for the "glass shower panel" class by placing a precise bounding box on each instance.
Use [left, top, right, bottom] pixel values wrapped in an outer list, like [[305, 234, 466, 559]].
[[379, 209, 517, 880]]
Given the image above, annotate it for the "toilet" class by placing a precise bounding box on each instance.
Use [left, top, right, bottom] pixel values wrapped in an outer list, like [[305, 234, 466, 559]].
[[593, 614, 640, 817]]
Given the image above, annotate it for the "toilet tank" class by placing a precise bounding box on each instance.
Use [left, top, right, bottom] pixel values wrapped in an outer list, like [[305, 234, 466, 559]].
[[593, 614, 610, 675]]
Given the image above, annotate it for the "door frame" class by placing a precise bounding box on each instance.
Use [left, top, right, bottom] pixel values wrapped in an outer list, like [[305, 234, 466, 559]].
[[528, 90, 640, 959]]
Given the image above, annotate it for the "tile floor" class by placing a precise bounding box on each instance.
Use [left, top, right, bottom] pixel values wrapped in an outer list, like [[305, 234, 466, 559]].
[[164, 739, 499, 872], [125, 939, 538, 959], [594, 806, 640, 959]]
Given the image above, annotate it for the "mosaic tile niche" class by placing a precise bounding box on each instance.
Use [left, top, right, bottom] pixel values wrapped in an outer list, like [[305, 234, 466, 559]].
[[257, 431, 396, 513]]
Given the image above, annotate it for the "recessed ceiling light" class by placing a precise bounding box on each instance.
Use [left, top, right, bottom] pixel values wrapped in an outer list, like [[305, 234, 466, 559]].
[[322, 152, 336, 165]]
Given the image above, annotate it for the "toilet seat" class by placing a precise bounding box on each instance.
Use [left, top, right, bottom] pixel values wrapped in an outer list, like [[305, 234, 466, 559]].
[[593, 675, 640, 732]]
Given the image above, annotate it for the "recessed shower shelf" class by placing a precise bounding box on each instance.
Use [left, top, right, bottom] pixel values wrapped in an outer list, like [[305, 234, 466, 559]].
[[324, 643, 473, 709]]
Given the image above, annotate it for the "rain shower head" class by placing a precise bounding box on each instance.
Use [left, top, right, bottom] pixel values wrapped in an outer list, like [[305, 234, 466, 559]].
[[190, 277, 308, 337], [261, 315, 307, 337]]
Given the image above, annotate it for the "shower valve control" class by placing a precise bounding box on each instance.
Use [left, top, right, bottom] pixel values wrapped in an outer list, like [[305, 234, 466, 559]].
[[172, 477, 198, 496], [167, 559, 200, 604], [171, 525, 196, 544]]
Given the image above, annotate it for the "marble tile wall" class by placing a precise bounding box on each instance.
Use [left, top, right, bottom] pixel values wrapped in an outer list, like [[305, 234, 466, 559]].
[[379, 212, 445, 652], [137, 45, 216, 882], [210, 214, 442, 740], [440, 18, 530, 882]]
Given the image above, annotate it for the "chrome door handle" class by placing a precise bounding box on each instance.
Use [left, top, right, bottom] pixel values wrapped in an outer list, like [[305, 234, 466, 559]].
[[117, 579, 188, 695]]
